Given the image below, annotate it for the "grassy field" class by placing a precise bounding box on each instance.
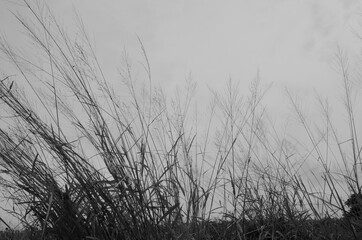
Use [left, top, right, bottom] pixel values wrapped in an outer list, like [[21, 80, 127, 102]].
[[0, 1, 362, 239]]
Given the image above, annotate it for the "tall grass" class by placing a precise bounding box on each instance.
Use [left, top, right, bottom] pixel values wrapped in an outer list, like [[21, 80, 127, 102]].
[[0, 1, 361, 239]]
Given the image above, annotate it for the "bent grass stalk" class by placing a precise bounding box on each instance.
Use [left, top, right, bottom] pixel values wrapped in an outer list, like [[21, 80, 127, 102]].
[[0, 1, 362, 240]]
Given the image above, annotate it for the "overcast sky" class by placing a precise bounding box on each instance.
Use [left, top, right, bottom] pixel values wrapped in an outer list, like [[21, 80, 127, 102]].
[[1, 0, 362, 141], [1, 0, 361, 95]]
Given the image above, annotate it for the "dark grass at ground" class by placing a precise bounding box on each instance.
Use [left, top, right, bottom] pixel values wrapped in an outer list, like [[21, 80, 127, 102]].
[[1, 217, 361, 240], [0, 228, 41, 240]]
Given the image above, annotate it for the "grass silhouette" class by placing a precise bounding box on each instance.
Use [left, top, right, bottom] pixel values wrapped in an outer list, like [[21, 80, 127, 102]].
[[0, 1, 361, 239]]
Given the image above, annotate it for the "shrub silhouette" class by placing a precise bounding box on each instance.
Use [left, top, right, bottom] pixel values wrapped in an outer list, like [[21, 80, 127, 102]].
[[345, 193, 362, 219]]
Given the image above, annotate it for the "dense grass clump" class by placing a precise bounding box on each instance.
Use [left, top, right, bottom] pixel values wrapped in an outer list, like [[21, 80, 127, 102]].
[[0, 1, 362, 239]]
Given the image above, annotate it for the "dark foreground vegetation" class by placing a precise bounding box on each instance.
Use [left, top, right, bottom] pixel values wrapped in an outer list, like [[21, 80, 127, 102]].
[[0, 1, 362, 239], [0, 217, 361, 240]]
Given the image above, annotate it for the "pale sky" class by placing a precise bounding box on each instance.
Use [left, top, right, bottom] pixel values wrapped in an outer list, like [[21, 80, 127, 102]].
[[1, 0, 362, 227], [1, 0, 360, 125], [1, 0, 361, 152], [1, 0, 361, 95]]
